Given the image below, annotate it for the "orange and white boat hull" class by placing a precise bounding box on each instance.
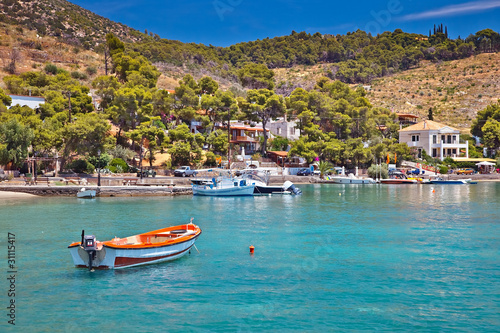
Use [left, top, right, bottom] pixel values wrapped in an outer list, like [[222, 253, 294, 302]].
[[68, 224, 201, 269]]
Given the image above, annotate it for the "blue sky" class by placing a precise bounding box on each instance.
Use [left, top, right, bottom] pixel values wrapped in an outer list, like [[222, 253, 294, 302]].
[[70, 0, 500, 46]]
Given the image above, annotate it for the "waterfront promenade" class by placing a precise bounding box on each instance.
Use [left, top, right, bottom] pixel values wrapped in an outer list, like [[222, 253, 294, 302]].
[[0, 173, 498, 197]]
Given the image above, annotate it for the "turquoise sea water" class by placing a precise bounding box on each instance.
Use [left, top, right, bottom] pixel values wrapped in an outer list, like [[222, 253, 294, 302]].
[[1, 183, 499, 332]]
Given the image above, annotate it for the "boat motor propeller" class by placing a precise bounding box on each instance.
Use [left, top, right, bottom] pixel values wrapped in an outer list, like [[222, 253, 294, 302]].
[[81, 230, 97, 270], [283, 181, 302, 195]]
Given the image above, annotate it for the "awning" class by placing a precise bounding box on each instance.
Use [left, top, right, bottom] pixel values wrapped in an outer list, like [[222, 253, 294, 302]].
[[475, 161, 496, 166], [453, 158, 496, 162]]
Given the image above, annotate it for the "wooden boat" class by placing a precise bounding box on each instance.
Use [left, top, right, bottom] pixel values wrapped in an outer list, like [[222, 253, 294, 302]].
[[191, 177, 255, 196], [76, 188, 96, 198], [68, 220, 202, 270]]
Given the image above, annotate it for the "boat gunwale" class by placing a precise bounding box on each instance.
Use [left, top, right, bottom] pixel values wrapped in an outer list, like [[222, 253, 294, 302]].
[[68, 224, 201, 249]]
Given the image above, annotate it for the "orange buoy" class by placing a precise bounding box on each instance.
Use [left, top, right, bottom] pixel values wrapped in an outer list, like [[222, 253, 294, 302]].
[[249, 245, 255, 254]]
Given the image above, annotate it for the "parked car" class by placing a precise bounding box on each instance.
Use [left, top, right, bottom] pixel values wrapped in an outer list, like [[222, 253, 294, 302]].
[[456, 168, 475, 175], [407, 168, 424, 175], [174, 166, 197, 177], [297, 168, 312, 176]]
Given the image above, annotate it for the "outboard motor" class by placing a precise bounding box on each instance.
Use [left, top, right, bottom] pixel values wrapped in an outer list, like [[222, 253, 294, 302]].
[[81, 230, 97, 270], [283, 181, 302, 195]]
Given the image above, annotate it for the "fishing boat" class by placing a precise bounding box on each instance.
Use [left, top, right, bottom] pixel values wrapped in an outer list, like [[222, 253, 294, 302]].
[[327, 173, 375, 184], [76, 188, 96, 198], [380, 171, 418, 184], [191, 177, 255, 196], [239, 169, 302, 195], [68, 220, 202, 270], [430, 177, 473, 184]]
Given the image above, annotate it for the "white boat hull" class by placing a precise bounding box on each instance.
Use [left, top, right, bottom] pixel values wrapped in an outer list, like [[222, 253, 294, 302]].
[[76, 190, 96, 198], [329, 176, 375, 184], [192, 184, 255, 196]]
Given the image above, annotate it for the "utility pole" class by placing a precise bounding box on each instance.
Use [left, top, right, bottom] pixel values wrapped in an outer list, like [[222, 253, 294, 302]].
[[97, 150, 101, 187]]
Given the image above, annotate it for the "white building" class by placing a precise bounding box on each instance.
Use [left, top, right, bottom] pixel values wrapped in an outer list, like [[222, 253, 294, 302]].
[[269, 118, 300, 141], [399, 120, 468, 160], [9, 95, 45, 109]]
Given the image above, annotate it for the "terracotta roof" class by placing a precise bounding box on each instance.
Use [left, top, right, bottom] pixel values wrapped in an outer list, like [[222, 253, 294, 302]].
[[396, 113, 419, 118], [399, 120, 459, 132], [268, 151, 288, 157]]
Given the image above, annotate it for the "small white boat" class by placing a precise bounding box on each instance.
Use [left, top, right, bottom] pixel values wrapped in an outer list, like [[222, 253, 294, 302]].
[[76, 188, 96, 198], [191, 177, 255, 196], [327, 173, 375, 184], [239, 169, 302, 195], [430, 177, 473, 184], [68, 220, 202, 270]]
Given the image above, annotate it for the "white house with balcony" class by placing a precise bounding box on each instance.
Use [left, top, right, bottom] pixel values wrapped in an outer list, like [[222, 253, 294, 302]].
[[399, 120, 468, 160]]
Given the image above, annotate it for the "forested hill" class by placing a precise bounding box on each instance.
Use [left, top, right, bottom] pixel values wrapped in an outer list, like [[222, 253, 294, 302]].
[[131, 28, 500, 85], [0, 0, 145, 48], [1, 0, 500, 88]]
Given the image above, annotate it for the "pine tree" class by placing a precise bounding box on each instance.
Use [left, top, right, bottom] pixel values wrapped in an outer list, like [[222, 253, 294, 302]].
[[445, 26, 448, 38], [428, 107, 434, 121], [433, 24, 436, 35]]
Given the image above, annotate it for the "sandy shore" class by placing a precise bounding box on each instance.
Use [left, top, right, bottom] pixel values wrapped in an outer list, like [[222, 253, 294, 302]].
[[0, 191, 39, 198]]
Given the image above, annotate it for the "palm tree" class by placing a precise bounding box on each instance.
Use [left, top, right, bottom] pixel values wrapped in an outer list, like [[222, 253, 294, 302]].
[[318, 160, 333, 179]]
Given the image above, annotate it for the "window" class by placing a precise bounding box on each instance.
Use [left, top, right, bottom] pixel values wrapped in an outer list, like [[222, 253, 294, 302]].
[[453, 135, 456, 143], [452, 149, 456, 155], [411, 135, 419, 142], [441, 135, 445, 143], [290, 127, 295, 135], [277, 128, 281, 135], [447, 135, 451, 144], [432, 135, 437, 144], [432, 149, 437, 157]]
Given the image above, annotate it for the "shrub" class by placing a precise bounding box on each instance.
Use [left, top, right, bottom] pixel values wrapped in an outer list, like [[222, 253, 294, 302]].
[[368, 163, 388, 179], [69, 158, 94, 174], [439, 166, 448, 174], [71, 71, 88, 80], [204, 151, 217, 166], [86, 66, 97, 76], [44, 63, 58, 75], [109, 158, 129, 173]]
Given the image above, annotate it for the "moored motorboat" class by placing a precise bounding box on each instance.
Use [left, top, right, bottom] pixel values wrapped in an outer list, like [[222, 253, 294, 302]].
[[191, 177, 255, 196], [380, 171, 418, 184], [76, 188, 96, 198], [328, 173, 375, 184], [239, 169, 302, 195], [430, 177, 473, 184], [68, 220, 202, 269]]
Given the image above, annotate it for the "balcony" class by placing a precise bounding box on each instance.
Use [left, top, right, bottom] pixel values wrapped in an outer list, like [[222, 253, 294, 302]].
[[232, 136, 258, 143]]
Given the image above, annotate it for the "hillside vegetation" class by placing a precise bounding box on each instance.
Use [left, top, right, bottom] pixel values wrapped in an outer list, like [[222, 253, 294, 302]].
[[0, 0, 498, 131], [0, 0, 144, 48]]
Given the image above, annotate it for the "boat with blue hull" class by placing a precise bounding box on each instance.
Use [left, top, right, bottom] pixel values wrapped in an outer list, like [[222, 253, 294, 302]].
[[191, 177, 255, 196]]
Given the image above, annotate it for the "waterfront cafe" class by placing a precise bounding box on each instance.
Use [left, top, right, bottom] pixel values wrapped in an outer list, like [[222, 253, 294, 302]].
[[475, 161, 497, 174]]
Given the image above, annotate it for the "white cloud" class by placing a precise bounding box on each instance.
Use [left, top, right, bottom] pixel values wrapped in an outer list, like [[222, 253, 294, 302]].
[[400, 0, 500, 21]]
